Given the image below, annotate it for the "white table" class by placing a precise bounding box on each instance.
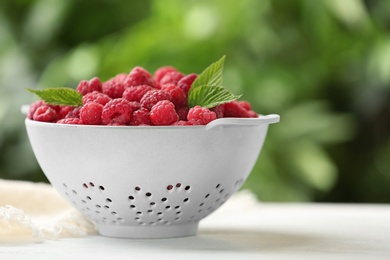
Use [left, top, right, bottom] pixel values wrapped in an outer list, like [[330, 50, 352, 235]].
[[2, 203, 390, 259]]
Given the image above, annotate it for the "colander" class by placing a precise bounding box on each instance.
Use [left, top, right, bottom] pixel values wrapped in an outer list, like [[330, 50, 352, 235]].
[[24, 114, 279, 238]]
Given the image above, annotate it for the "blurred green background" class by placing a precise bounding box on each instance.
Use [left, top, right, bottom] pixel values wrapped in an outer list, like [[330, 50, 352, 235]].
[[0, 0, 389, 203]]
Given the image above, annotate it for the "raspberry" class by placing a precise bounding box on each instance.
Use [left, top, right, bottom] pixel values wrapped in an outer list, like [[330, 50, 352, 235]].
[[210, 104, 225, 118], [102, 98, 133, 125], [237, 101, 252, 111], [176, 106, 189, 121], [124, 66, 155, 88], [187, 106, 217, 125], [102, 78, 125, 98], [154, 66, 178, 85], [172, 120, 192, 126], [28, 100, 45, 119], [161, 84, 187, 108], [65, 107, 81, 119], [82, 91, 112, 105], [140, 89, 172, 110], [150, 100, 179, 126], [122, 85, 154, 102], [57, 105, 75, 120], [128, 101, 141, 112], [223, 101, 251, 118], [80, 102, 103, 125], [77, 77, 102, 95], [158, 71, 184, 88], [57, 118, 82, 125], [177, 73, 197, 95], [129, 108, 152, 126], [33, 105, 57, 122]]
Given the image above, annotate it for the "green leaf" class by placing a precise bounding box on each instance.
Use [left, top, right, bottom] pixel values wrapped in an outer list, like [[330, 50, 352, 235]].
[[190, 55, 225, 91], [188, 85, 242, 108], [26, 88, 82, 107]]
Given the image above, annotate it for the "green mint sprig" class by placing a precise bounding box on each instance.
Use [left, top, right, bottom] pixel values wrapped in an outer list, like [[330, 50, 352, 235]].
[[188, 56, 241, 108], [26, 88, 82, 107]]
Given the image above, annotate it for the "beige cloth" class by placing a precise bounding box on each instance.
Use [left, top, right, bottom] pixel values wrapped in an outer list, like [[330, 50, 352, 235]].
[[0, 179, 96, 243], [0, 179, 258, 244]]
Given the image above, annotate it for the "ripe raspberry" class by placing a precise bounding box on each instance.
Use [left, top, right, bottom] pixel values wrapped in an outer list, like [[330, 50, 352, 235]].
[[82, 91, 112, 105], [161, 84, 187, 108], [102, 98, 133, 125], [176, 106, 189, 121], [57, 118, 82, 125], [150, 100, 179, 126], [237, 101, 252, 111], [172, 120, 192, 126], [122, 85, 154, 102], [77, 77, 102, 96], [187, 106, 217, 125], [128, 101, 141, 112], [80, 102, 103, 125], [158, 71, 184, 88], [57, 105, 75, 120], [129, 108, 152, 126], [65, 107, 81, 119], [124, 66, 155, 88], [154, 66, 178, 84], [33, 105, 57, 122], [140, 89, 172, 110], [210, 104, 225, 118], [28, 100, 45, 119], [223, 101, 251, 118], [177, 73, 197, 95], [102, 78, 125, 98]]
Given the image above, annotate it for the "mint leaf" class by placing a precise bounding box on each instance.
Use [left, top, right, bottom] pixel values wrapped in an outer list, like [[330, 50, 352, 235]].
[[188, 85, 242, 108], [27, 88, 82, 107], [188, 55, 242, 108], [190, 55, 225, 91]]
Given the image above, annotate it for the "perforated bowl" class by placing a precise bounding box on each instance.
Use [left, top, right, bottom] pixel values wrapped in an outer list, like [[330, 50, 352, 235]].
[[25, 114, 279, 238]]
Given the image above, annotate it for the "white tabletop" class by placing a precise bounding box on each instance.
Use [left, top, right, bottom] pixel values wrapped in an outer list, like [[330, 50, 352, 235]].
[[2, 203, 390, 260]]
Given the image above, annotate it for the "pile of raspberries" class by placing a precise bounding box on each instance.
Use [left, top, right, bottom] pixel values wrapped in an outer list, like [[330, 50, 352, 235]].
[[28, 66, 258, 126]]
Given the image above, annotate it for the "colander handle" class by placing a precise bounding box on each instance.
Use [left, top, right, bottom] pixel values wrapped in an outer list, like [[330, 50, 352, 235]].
[[206, 114, 280, 130]]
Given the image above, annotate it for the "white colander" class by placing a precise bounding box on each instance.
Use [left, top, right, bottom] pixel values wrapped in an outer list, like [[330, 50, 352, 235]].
[[25, 114, 279, 238]]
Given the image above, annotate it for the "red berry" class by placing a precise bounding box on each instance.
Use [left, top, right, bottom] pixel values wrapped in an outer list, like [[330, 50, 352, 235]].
[[128, 101, 141, 112], [129, 108, 152, 126], [124, 66, 155, 88], [187, 106, 216, 125], [150, 100, 179, 126], [33, 105, 57, 122], [57, 105, 75, 120], [80, 102, 103, 125], [102, 98, 133, 125], [237, 101, 252, 111], [162, 84, 187, 108], [172, 120, 192, 126], [210, 104, 225, 118], [158, 71, 184, 88], [122, 85, 154, 102], [140, 89, 172, 110], [177, 73, 197, 95], [28, 100, 45, 119], [57, 118, 82, 125], [154, 66, 177, 84], [82, 91, 112, 105], [77, 77, 102, 95], [65, 107, 81, 119], [223, 101, 251, 118], [176, 106, 189, 121], [102, 78, 125, 98]]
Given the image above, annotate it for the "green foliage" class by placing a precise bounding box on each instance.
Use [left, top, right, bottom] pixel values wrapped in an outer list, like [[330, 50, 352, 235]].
[[26, 88, 82, 106], [1, 0, 389, 202]]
